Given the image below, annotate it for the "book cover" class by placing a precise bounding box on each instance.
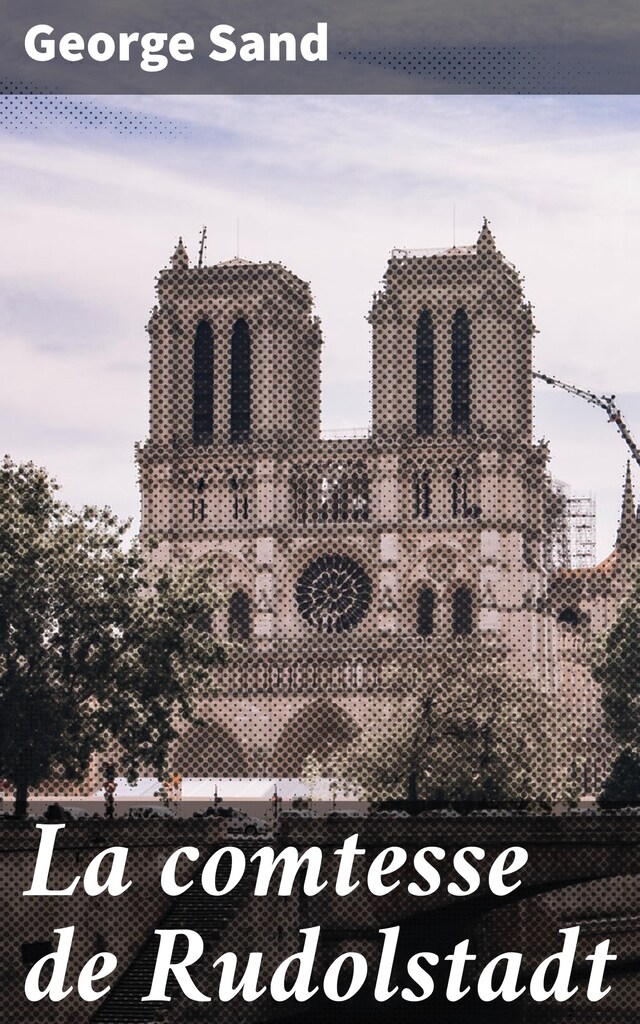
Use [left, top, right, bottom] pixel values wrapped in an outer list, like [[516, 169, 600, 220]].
[[2, 2, 640, 1020]]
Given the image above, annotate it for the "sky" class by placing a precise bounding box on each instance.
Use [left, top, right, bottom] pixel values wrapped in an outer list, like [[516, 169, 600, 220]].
[[1, 93, 640, 559]]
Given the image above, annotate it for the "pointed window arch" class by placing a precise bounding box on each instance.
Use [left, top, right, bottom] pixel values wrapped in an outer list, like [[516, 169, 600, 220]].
[[558, 607, 580, 627], [451, 307, 471, 435], [413, 468, 431, 519], [452, 467, 467, 519], [415, 307, 435, 436], [193, 320, 213, 443], [417, 588, 435, 637], [229, 590, 251, 641], [452, 585, 473, 636], [230, 318, 251, 442]]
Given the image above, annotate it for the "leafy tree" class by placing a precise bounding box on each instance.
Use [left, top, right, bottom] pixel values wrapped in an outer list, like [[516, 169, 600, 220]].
[[329, 675, 580, 807], [592, 571, 640, 803], [593, 570, 640, 749], [0, 457, 225, 817], [599, 748, 640, 807]]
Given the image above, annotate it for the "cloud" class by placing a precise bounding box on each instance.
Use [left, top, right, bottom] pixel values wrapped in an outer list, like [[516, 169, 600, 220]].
[[1, 94, 640, 556]]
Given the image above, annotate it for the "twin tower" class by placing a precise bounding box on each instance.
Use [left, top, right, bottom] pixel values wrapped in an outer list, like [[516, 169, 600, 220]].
[[137, 222, 553, 779]]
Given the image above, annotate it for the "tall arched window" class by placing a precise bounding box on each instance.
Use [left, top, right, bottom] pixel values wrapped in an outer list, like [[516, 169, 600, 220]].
[[451, 467, 467, 519], [229, 590, 251, 641], [558, 607, 580, 627], [230, 318, 251, 442], [417, 588, 435, 637], [413, 468, 431, 519], [291, 465, 310, 523], [451, 307, 470, 435], [452, 585, 473, 636], [415, 308, 435, 436], [193, 320, 214, 443]]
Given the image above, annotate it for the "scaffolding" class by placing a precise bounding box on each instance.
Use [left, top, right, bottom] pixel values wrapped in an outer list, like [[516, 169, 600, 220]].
[[552, 480, 596, 569], [567, 493, 597, 569]]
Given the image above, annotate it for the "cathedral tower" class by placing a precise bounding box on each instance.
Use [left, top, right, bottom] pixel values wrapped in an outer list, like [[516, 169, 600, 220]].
[[137, 224, 557, 779]]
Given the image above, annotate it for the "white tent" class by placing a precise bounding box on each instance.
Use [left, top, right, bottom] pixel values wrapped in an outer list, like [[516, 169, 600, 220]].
[[181, 777, 357, 801], [94, 776, 359, 802], [94, 777, 162, 799]]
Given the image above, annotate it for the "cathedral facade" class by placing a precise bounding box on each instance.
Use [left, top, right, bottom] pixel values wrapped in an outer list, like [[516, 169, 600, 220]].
[[136, 222, 618, 787]]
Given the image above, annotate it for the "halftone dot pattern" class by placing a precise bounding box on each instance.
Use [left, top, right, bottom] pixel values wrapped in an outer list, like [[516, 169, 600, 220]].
[[4, 220, 640, 1023], [4, 219, 625, 803], [338, 47, 598, 92], [0, 89, 185, 136], [123, 219, 620, 804]]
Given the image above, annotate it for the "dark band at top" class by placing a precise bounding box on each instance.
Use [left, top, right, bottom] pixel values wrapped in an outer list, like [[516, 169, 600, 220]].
[[2, 0, 640, 94]]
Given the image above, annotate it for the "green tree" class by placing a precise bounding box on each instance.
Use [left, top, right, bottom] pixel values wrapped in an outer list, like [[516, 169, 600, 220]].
[[593, 571, 640, 803], [0, 457, 225, 817], [599, 748, 640, 807], [329, 675, 580, 807], [593, 570, 640, 749]]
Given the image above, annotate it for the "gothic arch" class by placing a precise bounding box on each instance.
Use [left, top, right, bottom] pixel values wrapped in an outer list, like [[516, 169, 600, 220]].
[[451, 464, 480, 520], [229, 589, 252, 641], [415, 307, 434, 436], [272, 700, 360, 777], [193, 319, 214, 443], [230, 317, 251, 442], [557, 607, 580, 627], [187, 552, 252, 638], [290, 461, 369, 524], [451, 307, 471, 435], [452, 584, 474, 636], [172, 719, 248, 776], [417, 587, 436, 637], [412, 466, 431, 519], [409, 544, 461, 588], [451, 465, 468, 518]]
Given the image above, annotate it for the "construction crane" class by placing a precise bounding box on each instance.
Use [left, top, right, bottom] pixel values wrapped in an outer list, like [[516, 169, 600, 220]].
[[533, 371, 640, 470], [197, 225, 207, 269]]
